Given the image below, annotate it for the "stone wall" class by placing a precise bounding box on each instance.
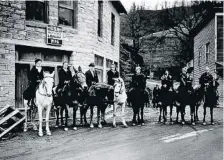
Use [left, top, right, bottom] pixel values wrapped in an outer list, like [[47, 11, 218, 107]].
[[0, 1, 121, 108]]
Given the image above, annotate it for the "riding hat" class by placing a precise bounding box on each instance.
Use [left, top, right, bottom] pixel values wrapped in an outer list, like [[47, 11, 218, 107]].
[[89, 63, 95, 67], [35, 58, 42, 64]]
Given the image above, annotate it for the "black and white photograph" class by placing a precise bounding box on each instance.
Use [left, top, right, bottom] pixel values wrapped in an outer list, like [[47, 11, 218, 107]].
[[0, 0, 223, 159]]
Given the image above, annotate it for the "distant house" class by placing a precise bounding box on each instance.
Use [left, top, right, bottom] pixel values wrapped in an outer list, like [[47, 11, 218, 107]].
[[140, 29, 182, 79], [193, 12, 223, 99]]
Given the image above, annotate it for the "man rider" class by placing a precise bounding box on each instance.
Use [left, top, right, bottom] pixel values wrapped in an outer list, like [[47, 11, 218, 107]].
[[26, 59, 44, 106], [199, 66, 213, 88], [85, 63, 99, 88], [56, 61, 72, 96], [161, 69, 173, 92], [107, 63, 119, 86], [152, 84, 160, 108], [131, 66, 146, 91], [185, 71, 193, 93]]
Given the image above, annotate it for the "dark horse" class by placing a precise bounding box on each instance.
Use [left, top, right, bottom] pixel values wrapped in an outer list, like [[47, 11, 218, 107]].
[[201, 83, 218, 125], [158, 85, 175, 124], [174, 85, 204, 125], [53, 82, 72, 131], [82, 83, 114, 128], [128, 87, 146, 126]]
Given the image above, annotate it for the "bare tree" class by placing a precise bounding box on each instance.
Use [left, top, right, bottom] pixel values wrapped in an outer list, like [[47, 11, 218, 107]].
[[158, 0, 223, 66]]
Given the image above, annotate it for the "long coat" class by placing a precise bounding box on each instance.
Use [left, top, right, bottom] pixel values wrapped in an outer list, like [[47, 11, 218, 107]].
[[131, 74, 146, 91], [85, 70, 99, 87], [161, 74, 173, 90], [199, 72, 213, 87], [58, 68, 72, 88], [107, 70, 119, 86]]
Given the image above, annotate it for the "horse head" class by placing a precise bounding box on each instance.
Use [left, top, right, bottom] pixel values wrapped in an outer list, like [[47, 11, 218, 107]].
[[114, 78, 125, 97], [42, 71, 55, 97]]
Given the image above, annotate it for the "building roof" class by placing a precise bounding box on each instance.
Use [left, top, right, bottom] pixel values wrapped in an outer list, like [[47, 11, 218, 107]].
[[111, 1, 127, 14]]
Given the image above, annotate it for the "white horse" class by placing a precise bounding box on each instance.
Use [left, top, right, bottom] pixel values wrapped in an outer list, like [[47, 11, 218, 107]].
[[113, 78, 128, 128], [24, 71, 54, 137]]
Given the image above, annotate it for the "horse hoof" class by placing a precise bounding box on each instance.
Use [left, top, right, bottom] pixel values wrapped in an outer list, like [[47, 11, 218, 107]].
[[141, 123, 145, 126], [38, 132, 43, 137], [211, 122, 215, 125], [170, 122, 174, 125], [123, 124, 128, 128], [90, 124, 94, 128], [55, 125, 59, 128], [73, 127, 78, 130], [98, 124, 102, 128], [62, 124, 65, 127], [182, 121, 185, 125], [64, 128, 68, 131], [24, 128, 28, 132], [112, 124, 117, 128], [33, 126, 38, 131], [47, 131, 52, 136], [203, 122, 206, 126], [192, 122, 195, 126], [132, 123, 136, 126]]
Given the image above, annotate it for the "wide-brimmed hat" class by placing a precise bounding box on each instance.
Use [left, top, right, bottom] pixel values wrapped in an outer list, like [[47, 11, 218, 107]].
[[35, 58, 42, 64], [89, 63, 95, 67]]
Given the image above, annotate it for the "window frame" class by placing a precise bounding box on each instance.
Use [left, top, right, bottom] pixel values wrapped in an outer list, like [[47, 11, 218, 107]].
[[94, 54, 104, 82], [25, 0, 49, 23], [198, 47, 202, 66], [58, 1, 77, 28], [111, 13, 115, 45], [205, 42, 210, 63], [98, 0, 103, 37]]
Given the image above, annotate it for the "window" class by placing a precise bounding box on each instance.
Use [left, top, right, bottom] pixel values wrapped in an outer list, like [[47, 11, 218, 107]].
[[205, 42, 210, 63], [98, 1, 103, 37], [95, 55, 104, 82], [111, 13, 115, 45], [198, 47, 202, 66], [26, 1, 48, 23], [58, 1, 77, 28]]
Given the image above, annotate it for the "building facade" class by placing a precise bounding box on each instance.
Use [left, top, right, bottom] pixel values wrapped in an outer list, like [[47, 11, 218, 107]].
[[0, 1, 126, 108], [193, 13, 223, 99]]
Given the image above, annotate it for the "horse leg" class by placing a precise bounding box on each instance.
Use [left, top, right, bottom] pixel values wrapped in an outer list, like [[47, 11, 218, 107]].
[[97, 106, 102, 128], [24, 101, 28, 132], [190, 105, 195, 125], [38, 106, 43, 137], [181, 104, 186, 125], [137, 111, 141, 123], [60, 106, 64, 126], [113, 104, 117, 128], [64, 105, 68, 131], [46, 105, 52, 136], [170, 105, 173, 124], [121, 103, 127, 127], [203, 105, 207, 125], [90, 106, 94, 128], [141, 105, 145, 125], [163, 105, 167, 124], [55, 107, 59, 128], [210, 106, 214, 125], [73, 105, 78, 130], [101, 107, 107, 125], [196, 104, 199, 121], [159, 104, 162, 122]]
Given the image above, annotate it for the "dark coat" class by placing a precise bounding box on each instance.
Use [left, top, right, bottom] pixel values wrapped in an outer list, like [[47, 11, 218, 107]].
[[131, 74, 146, 90], [85, 70, 99, 87], [28, 66, 44, 86], [107, 70, 119, 86], [199, 72, 213, 86], [161, 74, 173, 90], [58, 68, 72, 88], [179, 73, 187, 87]]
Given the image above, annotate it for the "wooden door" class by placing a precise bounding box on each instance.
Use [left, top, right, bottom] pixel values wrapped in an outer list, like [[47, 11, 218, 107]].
[[15, 64, 30, 108]]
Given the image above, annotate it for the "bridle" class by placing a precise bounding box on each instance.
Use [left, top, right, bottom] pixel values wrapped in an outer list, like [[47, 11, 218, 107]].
[[114, 80, 123, 95], [38, 76, 54, 97]]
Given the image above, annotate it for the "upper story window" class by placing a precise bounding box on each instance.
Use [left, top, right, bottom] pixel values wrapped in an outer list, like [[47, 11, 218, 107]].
[[205, 42, 210, 63], [111, 13, 115, 45], [198, 47, 202, 66], [26, 1, 48, 23], [58, 1, 77, 28], [98, 1, 103, 37]]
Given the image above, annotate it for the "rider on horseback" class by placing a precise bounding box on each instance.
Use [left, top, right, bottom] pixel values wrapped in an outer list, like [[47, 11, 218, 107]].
[[85, 63, 99, 88], [107, 63, 119, 86], [186, 71, 193, 93], [199, 66, 213, 89], [25, 59, 44, 106], [131, 65, 146, 92], [56, 61, 72, 96], [161, 69, 173, 92]]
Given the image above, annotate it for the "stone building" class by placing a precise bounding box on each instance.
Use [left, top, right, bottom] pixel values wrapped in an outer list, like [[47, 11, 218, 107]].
[[140, 30, 182, 79], [193, 12, 223, 99], [0, 1, 126, 108]]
